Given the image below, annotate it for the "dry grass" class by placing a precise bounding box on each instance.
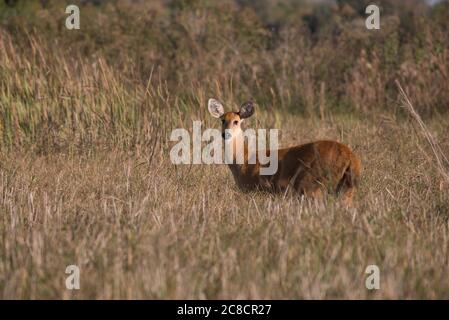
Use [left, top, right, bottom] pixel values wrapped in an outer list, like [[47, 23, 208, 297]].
[[0, 0, 449, 299], [1, 113, 448, 299]]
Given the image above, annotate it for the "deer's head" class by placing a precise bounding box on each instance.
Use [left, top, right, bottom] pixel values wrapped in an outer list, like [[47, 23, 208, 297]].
[[208, 98, 255, 141]]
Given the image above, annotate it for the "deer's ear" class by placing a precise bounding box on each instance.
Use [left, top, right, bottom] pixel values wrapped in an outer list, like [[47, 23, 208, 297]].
[[208, 99, 225, 118], [239, 100, 255, 119]]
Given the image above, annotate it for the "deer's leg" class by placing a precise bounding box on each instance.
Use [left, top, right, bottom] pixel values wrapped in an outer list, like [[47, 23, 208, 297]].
[[304, 185, 325, 201], [294, 171, 326, 201], [336, 162, 358, 207], [341, 186, 355, 207]]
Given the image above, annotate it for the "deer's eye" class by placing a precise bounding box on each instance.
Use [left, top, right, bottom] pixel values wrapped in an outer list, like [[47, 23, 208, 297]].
[[221, 119, 225, 124], [233, 120, 239, 125]]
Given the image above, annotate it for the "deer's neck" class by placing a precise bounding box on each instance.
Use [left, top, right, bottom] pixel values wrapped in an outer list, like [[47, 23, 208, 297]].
[[225, 135, 259, 189]]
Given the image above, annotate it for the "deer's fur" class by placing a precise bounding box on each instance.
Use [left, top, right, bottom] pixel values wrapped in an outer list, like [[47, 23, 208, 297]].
[[208, 98, 361, 205]]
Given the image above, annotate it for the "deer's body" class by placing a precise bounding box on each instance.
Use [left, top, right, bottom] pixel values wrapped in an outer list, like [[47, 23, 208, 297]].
[[208, 99, 361, 205], [228, 139, 360, 204]]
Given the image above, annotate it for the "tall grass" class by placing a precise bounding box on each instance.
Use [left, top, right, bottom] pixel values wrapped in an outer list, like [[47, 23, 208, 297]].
[[0, 1, 448, 151], [0, 0, 448, 299]]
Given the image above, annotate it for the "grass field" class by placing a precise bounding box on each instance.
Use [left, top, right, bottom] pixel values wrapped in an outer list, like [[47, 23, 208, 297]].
[[0, 0, 448, 299]]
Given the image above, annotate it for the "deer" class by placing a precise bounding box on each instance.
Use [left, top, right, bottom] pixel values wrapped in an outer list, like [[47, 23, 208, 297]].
[[207, 98, 361, 205]]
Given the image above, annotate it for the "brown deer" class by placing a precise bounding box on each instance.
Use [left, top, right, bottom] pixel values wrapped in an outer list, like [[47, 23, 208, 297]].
[[208, 98, 361, 205]]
